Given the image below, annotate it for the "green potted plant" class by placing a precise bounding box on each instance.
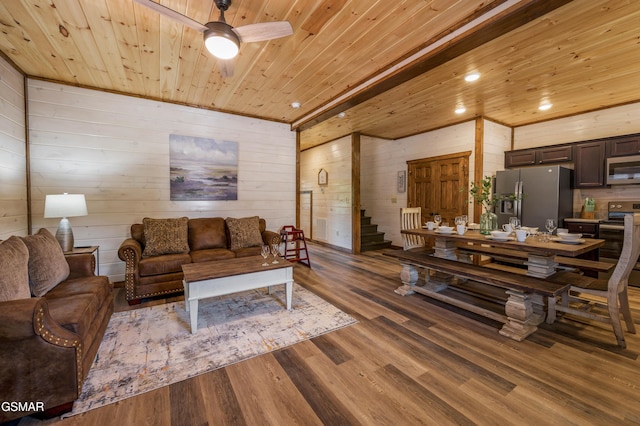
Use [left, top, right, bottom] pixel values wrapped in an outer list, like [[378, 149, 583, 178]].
[[468, 176, 499, 234]]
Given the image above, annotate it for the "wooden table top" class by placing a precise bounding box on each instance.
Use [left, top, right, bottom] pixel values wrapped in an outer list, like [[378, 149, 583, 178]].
[[182, 256, 292, 283], [402, 228, 604, 258]]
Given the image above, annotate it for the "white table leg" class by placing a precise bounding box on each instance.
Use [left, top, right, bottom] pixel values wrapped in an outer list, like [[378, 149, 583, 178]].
[[189, 299, 199, 334], [285, 280, 293, 310], [183, 280, 190, 312]]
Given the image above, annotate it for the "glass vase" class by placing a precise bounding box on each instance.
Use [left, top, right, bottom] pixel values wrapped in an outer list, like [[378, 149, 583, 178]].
[[479, 211, 498, 235]]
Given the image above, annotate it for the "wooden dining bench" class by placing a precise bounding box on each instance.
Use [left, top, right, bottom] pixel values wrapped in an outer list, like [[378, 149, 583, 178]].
[[384, 249, 571, 341], [456, 242, 613, 276]]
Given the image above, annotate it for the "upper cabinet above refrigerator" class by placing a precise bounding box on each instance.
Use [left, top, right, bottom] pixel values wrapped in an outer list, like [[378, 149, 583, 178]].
[[505, 145, 573, 168]]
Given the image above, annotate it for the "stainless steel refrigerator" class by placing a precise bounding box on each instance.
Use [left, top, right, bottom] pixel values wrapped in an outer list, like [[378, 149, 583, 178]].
[[494, 165, 573, 230]]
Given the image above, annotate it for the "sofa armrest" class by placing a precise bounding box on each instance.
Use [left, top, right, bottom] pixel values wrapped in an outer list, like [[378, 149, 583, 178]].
[[262, 230, 280, 245], [0, 298, 82, 422], [66, 253, 96, 279], [118, 238, 142, 262], [0, 298, 78, 343], [118, 238, 142, 302]]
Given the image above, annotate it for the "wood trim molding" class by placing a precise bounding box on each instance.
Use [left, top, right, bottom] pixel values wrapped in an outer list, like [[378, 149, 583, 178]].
[[352, 132, 361, 254], [406, 150, 473, 165], [24, 77, 32, 235], [473, 117, 485, 224], [296, 130, 301, 228]]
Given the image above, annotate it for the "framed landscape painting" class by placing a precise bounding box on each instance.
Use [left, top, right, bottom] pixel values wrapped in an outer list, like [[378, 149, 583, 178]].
[[170, 134, 238, 201]]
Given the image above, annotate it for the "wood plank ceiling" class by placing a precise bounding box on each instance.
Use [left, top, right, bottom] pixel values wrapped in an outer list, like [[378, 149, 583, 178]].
[[1, 0, 639, 151]]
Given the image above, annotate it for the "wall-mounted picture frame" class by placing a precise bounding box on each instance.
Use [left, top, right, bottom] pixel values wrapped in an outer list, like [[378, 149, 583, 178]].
[[397, 170, 407, 192], [169, 134, 238, 201], [397, 170, 406, 193], [318, 168, 328, 185]]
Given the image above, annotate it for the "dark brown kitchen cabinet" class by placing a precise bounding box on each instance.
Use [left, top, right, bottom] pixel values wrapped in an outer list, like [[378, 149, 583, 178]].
[[505, 145, 572, 168], [537, 145, 573, 164], [505, 149, 536, 168], [564, 220, 600, 275], [573, 141, 606, 188], [565, 221, 598, 237], [607, 135, 640, 157]]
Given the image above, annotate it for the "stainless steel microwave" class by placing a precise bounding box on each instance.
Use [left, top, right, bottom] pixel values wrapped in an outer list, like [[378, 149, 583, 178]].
[[606, 155, 640, 185]]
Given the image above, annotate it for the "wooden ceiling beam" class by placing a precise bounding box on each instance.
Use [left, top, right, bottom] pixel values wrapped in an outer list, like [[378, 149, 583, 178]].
[[292, 0, 572, 132]]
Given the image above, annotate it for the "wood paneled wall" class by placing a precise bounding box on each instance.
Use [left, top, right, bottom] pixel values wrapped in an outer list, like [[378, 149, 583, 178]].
[[482, 120, 512, 181], [300, 136, 352, 249], [27, 80, 297, 282], [361, 121, 478, 247], [0, 57, 27, 240], [514, 103, 640, 149]]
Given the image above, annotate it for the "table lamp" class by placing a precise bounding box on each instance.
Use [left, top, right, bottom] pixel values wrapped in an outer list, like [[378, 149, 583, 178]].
[[44, 193, 88, 252]]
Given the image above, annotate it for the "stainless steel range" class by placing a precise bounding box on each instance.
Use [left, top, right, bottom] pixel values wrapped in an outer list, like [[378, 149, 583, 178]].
[[599, 201, 640, 260]]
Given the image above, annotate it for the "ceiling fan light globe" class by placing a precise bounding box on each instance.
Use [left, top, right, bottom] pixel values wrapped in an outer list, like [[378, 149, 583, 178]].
[[204, 22, 240, 60], [206, 36, 238, 59]]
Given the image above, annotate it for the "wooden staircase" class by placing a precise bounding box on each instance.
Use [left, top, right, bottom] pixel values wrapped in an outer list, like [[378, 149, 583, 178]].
[[360, 209, 392, 252]]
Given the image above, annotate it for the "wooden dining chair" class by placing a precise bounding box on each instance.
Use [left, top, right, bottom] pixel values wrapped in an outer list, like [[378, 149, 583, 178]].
[[401, 207, 425, 251], [547, 213, 639, 348]]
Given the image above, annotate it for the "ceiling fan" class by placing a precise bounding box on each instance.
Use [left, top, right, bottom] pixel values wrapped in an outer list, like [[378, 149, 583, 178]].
[[134, 0, 293, 77]]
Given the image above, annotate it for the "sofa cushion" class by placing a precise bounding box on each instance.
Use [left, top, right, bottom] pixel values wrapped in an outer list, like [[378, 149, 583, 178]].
[[226, 216, 263, 250], [45, 275, 112, 306], [142, 217, 190, 257], [188, 217, 227, 250], [190, 248, 236, 263], [0, 237, 31, 302], [139, 253, 192, 277], [46, 293, 100, 338], [233, 246, 263, 258], [21, 229, 70, 297]]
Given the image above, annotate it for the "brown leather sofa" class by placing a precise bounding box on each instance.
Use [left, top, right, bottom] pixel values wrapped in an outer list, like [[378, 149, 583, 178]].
[[0, 231, 113, 422], [118, 216, 280, 305]]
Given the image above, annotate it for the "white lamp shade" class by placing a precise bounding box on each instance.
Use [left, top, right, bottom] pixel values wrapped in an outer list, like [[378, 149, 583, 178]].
[[44, 194, 88, 218]]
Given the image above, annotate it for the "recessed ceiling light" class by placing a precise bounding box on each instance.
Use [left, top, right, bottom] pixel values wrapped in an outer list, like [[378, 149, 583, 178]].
[[291, 102, 301, 109], [464, 72, 480, 82], [455, 106, 466, 114], [539, 102, 552, 111], [337, 112, 346, 118]]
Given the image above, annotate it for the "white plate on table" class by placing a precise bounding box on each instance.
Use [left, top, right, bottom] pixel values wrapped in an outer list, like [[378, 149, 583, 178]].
[[551, 237, 585, 244], [485, 236, 515, 241], [435, 229, 454, 234]]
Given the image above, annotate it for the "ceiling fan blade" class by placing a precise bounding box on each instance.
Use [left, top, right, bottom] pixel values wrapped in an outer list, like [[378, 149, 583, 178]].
[[219, 59, 235, 78], [133, 0, 208, 33], [233, 21, 293, 43]]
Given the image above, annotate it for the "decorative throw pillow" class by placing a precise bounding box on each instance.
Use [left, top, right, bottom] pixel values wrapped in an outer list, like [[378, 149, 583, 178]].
[[21, 228, 70, 297], [226, 216, 263, 250], [142, 217, 190, 257], [0, 237, 31, 302]]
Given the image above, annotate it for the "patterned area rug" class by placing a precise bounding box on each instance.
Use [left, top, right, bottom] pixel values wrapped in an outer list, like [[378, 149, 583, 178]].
[[65, 283, 356, 417]]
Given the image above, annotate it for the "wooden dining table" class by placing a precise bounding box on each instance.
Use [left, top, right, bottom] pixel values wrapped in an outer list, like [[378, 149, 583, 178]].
[[390, 228, 606, 341], [401, 227, 605, 278]]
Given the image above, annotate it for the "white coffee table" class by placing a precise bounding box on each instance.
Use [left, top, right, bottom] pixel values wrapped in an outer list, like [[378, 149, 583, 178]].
[[181, 256, 294, 334]]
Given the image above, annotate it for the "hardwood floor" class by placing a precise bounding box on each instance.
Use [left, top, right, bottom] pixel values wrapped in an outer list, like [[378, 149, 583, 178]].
[[22, 243, 640, 425]]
